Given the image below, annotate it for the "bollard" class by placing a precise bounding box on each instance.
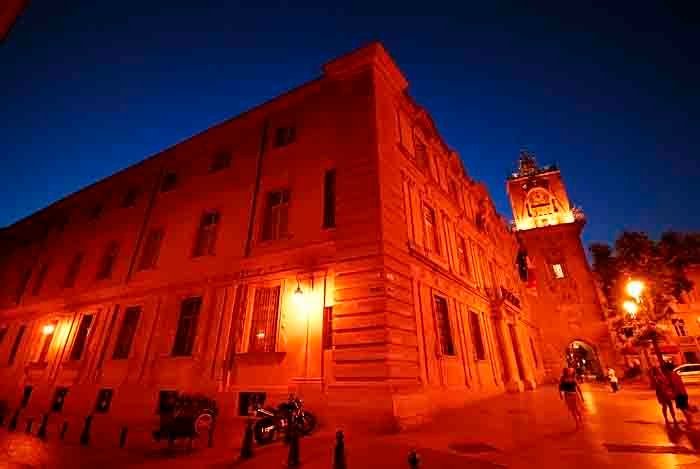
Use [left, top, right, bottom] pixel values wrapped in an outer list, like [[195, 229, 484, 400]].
[[8, 409, 19, 431], [333, 430, 346, 469], [80, 415, 93, 446], [208, 420, 215, 448], [25, 417, 33, 434], [286, 422, 300, 467], [37, 414, 49, 439], [59, 421, 68, 440], [240, 418, 254, 459], [407, 450, 420, 468], [119, 426, 128, 448]]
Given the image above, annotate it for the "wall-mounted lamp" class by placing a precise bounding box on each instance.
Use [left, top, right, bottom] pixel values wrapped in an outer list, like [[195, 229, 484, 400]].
[[42, 324, 55, 336]]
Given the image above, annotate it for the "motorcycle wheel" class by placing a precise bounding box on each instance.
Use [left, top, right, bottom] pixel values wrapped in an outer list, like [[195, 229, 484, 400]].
[[299, 412, 316, 436], [254, 418, 276, 445]]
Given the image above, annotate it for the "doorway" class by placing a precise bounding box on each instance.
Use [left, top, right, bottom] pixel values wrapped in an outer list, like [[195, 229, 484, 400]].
[[565, 340, 602, 379]]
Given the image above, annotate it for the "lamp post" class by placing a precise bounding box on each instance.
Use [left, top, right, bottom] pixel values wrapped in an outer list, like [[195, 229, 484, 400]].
[[622, 279, 665, 366]]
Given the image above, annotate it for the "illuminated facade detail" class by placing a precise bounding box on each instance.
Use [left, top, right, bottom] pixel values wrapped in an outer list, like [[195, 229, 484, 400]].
[[0, 43, 542, 439], [506, 151, 616, 380]]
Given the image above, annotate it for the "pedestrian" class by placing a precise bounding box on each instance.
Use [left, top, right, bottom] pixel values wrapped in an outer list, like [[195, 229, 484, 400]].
[[665, 362, 694, 426], [650, 366, 677, 425], [559, 367, 584, 428], [607, 368, 619, 393]]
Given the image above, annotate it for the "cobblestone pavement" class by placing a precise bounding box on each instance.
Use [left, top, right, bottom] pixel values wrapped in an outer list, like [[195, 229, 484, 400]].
[[2, 383, 700, 468]]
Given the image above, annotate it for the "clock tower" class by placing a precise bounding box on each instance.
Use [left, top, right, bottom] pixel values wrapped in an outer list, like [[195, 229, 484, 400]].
[[507, 150, 615, 379]]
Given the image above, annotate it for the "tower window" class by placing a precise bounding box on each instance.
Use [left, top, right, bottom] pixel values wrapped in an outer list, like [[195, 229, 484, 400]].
[[274, 127, 296, 147], [552, 263, 565, 279]]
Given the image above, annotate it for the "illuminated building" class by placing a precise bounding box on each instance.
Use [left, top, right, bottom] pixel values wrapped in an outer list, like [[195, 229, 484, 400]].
[[506, 151, 616, 378], [0, 43, 541, 443]]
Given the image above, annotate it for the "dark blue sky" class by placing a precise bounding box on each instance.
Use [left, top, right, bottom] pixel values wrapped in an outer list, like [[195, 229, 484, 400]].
[[1, 2, 698, 247]]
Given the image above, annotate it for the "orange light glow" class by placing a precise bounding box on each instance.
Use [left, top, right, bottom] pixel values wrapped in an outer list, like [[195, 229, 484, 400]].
[[42, 324, 55, 335], [625, 280, 644, 301], [256, 331, 265, 339], [623, 300, 638, 317]]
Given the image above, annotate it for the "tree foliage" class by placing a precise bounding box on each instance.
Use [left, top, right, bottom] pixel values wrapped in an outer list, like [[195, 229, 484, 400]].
[[591, 231, 699, 320]]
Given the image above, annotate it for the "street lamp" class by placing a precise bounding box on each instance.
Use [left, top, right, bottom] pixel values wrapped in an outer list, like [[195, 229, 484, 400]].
[[623, 300, 639, 318], [625, 279, 645, 302]]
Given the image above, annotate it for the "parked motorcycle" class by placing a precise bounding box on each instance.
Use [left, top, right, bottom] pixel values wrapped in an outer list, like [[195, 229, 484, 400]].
[[253, 395, 316, 445]]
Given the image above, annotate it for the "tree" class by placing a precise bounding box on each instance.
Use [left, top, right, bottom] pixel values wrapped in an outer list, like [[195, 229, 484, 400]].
[[590, 231, 699, 366]]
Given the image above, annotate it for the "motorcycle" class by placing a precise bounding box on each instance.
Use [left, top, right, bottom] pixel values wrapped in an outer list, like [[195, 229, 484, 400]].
[[253, 395, 316, 445]]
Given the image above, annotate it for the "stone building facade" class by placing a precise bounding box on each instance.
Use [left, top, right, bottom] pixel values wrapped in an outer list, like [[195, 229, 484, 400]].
[[0, 43, 543, 443], [506, 152, 615, 379]]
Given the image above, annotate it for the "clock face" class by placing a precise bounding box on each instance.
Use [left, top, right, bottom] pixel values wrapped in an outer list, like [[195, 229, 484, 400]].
[[527, 189, 554, 217]]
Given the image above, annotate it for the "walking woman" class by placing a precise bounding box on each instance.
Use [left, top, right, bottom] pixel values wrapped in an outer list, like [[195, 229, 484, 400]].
[[666, 363, 694, 426], [559, 367, 585, 428], [650, 366, 677, 425]]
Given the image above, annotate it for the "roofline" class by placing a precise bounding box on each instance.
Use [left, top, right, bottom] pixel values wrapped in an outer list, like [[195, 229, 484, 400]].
[[3, 76, 324, 231]]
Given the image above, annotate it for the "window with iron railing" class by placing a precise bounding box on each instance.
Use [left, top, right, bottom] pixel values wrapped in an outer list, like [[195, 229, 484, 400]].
[[248, 286, 281, 353]]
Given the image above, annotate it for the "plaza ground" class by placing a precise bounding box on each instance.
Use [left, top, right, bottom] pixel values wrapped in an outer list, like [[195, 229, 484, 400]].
[[2, 382, 700, 468]]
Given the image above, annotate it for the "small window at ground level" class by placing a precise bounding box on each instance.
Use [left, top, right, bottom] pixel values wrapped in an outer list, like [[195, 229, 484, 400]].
[[95, 388, 113, 413], [52, 387, 69, 412], [157, 390, 179, 415], [552, 263, 565, 279], [238, 392, 266, 416]]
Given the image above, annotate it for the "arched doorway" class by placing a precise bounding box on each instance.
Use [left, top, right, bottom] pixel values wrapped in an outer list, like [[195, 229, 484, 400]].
[[565, 340, 603, 379]]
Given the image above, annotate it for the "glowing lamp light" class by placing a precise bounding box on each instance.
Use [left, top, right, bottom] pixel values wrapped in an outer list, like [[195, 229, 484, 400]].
[[256, 331, 265, 339], [623, 300, 639, 317], [625, 280, 645, 301], [293, 281, 306, 310], [42, 324, 55, 335]]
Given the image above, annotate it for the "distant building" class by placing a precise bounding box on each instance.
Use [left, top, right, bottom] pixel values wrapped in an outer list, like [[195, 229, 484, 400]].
[[0, 43, 542, 441], [0, 0, 27, 42], [661, 265, 700, 364], [506, 151, 616, 379]]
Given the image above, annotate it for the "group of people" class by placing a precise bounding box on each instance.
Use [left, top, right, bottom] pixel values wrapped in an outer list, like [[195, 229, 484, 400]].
[[558, 362, 694, 430], [650, 362, 693, 426]]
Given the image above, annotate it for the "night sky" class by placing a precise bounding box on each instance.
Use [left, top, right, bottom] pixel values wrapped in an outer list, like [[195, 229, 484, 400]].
[[1, 2, 698, 248]]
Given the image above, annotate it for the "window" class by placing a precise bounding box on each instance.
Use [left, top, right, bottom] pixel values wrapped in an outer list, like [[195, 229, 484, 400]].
[[32, 264, 49, 296], [161, 172, 178, 192], [456, 236, 471, 276], [530, 337, 539, 368], [673, 319, 688, 337], [323, 169, 336, 229], [69, 315, 94, 360], [51, 387, 68, 413], [470, 312, 486, 360], [95, 389, 113, 413], [88, 203, 103, 221], [262, 190, 290, 241], [433, 295, 455, 356], [274, 126, 296, 147], [8, 325, 27, 365], [37, 321, 57, 364], [193, 211, 220, 257], [20, 386, 32, 408], [414, 141, 429, 172], [157, 390, 179, 414], [96, 241, 120, 280], [112, 306, 141, 359], [121, 187, 140, 208], [552, 263, 565, 279], [15, 268, 32, 304], [172, 297, 202, 357], [209, 152, 232, 173], [448, 179, 461, 207], [323, 306, 333, 350], [422, 204, 440, 254], [63, 252, 84, 288], [248, 286, 281, 352], [138, 228, 164, 270]]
